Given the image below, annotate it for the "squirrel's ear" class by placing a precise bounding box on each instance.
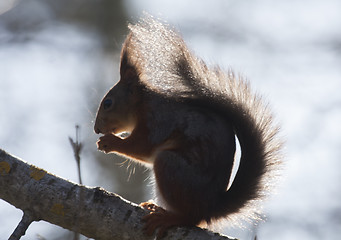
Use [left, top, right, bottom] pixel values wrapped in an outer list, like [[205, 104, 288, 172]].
[[120, 49, 139, 84]]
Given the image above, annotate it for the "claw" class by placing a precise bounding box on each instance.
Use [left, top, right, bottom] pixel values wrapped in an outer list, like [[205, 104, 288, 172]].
[[140, 201, 158, 211]]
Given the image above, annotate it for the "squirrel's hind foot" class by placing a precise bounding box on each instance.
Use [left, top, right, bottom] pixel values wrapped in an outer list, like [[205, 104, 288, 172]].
[[140, 201, 197, 239]]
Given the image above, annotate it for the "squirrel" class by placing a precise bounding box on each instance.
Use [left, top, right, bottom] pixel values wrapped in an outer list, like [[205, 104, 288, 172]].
[[94, 15, 282, 238]]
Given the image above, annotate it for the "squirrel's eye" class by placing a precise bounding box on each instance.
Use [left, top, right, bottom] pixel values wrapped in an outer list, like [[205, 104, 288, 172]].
[[103, 99, 112, 110]]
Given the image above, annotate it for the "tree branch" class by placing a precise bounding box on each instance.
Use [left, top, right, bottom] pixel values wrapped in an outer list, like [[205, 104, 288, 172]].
[[9, 211, 35, 240], [0, 149, 236, 240]]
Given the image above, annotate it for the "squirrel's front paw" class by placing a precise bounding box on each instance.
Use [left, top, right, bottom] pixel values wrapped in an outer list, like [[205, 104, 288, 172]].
[[96, 134, 118, 153]]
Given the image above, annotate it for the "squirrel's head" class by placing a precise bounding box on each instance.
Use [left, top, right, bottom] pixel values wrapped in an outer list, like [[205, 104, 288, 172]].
[[94, 49, 142, 136]]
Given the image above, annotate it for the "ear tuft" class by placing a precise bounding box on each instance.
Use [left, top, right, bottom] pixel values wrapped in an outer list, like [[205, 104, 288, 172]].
[[120, 34, 140, 84]]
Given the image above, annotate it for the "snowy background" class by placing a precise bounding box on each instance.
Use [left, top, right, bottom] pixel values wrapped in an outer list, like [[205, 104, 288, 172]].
[[1, 0, 340, 239]]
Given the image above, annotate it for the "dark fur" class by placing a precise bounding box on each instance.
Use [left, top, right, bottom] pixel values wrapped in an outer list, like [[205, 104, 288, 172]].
[[95, 15, 283, 232]]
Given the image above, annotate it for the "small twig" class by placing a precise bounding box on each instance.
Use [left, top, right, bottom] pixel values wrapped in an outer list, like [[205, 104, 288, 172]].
[[9, 211, 35, 240], [68, 125, 83, 185]]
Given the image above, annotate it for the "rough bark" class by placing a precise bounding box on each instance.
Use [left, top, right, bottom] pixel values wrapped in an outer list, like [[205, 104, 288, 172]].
[[0, 149, 235, 240]]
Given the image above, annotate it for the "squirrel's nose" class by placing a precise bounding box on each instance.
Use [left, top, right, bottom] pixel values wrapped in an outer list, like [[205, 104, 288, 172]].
[[94, 127, 101, 134]]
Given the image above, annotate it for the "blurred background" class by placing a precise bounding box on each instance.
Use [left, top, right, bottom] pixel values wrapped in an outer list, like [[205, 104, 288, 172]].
[[0, 0, 340, 239]]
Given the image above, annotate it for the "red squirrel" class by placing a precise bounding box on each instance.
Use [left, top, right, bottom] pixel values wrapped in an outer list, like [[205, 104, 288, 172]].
[[94, 16, 282, 238]]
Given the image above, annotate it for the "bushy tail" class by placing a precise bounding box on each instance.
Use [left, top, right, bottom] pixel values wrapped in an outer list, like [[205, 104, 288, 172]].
[[181, 65, 283, 224], [215, 72, 282, 223]]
